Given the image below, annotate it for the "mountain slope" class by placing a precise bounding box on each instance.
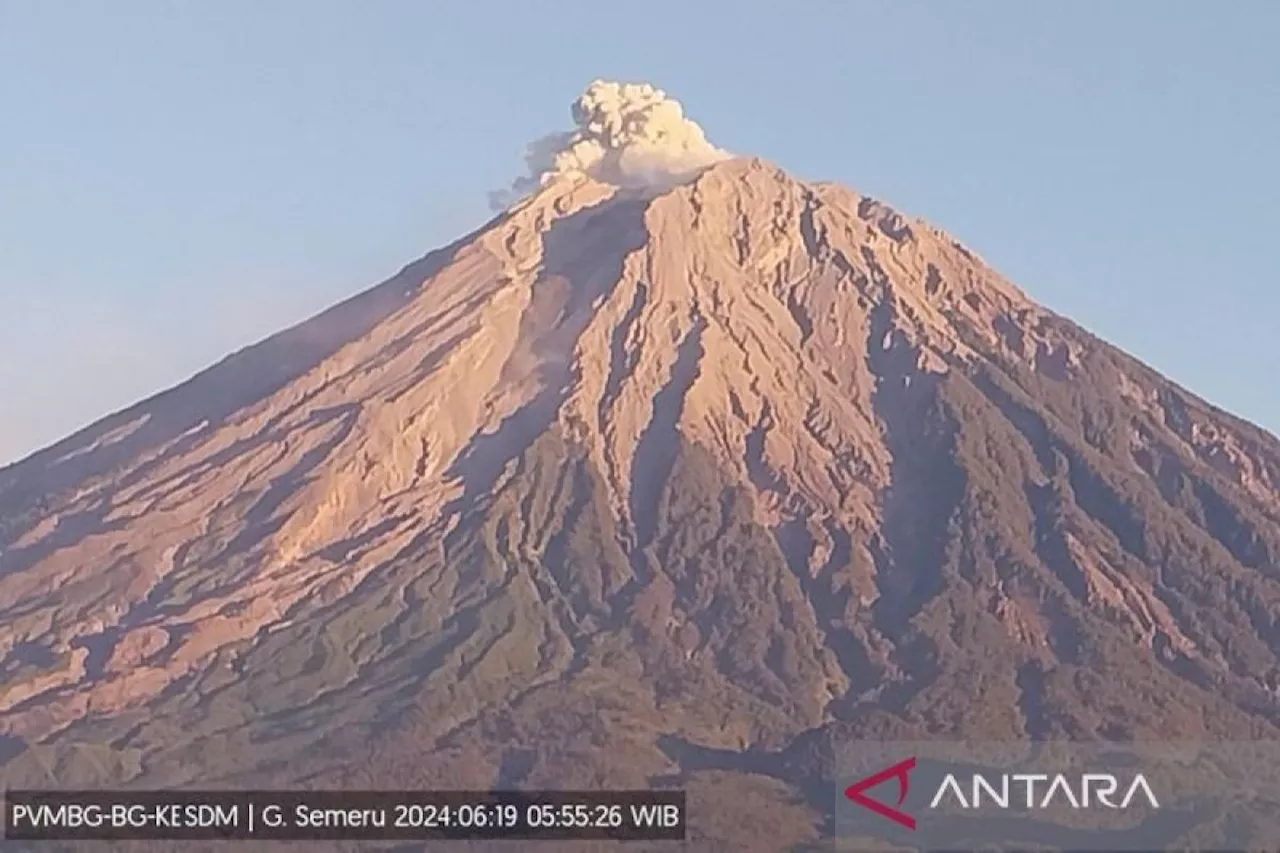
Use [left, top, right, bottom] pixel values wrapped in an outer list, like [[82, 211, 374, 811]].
[[3, 157, 1280, 850]]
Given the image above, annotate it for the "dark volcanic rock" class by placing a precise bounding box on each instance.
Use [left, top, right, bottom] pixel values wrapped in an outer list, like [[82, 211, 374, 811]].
[[3, 157, 1279, 852]]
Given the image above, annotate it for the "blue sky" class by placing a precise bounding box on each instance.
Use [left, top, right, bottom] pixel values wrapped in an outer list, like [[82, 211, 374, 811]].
[[1, 2, 1276, 465]]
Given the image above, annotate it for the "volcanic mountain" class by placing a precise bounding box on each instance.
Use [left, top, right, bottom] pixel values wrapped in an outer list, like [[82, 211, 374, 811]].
[[4, 113, 1280, 850]]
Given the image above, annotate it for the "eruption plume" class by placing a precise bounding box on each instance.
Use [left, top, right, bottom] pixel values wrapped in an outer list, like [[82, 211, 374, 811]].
[[490, 79, 730, 210]]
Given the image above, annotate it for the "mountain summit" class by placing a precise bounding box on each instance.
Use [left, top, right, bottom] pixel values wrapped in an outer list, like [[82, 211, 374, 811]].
[[4, 82, 1280, 851]]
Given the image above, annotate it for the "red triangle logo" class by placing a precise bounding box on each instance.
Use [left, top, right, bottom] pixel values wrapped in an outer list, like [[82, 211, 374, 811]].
[[843, 756, 917, 830]]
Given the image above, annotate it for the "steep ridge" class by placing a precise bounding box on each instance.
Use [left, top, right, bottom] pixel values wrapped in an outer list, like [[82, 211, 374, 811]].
[[2, 157, 1280, 851]]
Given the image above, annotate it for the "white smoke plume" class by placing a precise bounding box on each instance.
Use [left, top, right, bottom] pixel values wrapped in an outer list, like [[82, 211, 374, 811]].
[[490, 80, 731, 210]]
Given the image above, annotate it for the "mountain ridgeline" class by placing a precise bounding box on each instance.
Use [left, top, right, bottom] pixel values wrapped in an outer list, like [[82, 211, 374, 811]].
[[3, 158, 1280, 851]]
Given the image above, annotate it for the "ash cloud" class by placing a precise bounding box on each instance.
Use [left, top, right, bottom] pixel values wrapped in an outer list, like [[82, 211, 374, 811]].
[[490, 80, 731, 210]]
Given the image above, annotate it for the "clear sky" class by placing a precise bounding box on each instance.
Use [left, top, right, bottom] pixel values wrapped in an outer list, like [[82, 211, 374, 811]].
[[1, 2, 1277, 465]]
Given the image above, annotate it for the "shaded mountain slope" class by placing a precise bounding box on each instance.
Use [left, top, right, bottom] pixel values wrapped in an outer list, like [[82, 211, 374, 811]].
[[2, 157, 1279, 851]]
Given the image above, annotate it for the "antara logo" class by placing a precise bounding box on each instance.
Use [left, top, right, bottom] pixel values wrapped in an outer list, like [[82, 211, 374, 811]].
[[844, 757, 1160, 831], [844, 757, 918, 830], [930, 773, 1160, 810]]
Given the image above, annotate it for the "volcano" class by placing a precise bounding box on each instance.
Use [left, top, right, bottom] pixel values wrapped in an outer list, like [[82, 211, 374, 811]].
[[3, 91, 1280, 852]]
